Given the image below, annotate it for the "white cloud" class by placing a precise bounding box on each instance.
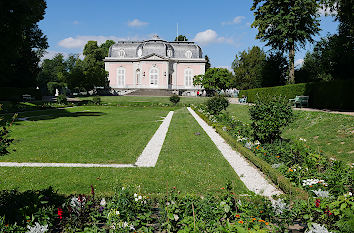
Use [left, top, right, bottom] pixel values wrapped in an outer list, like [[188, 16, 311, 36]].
[[222, 16, 245, 25], [317, 5, 337, 16], [73, 20, 79, 25], [295, 59, 304, 68], [193, 29, 233, 45], [128, 19, 148, 27], [58, 35, 141, 49], [42, 50, 68, 60]]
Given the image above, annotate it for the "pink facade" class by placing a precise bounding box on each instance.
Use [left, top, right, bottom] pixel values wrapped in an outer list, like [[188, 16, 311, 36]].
[[104, 35, 206, 92]]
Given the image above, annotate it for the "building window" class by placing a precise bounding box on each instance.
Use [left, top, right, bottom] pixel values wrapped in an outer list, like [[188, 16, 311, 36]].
[[185, 50, 192, 59], [116, 67, 125, 87], [150, 68, 158, 87], [118, 49, 125, 58], [167, 49, 173, 57], [184, 68, 193, 87], [136, 69, 141, 85]]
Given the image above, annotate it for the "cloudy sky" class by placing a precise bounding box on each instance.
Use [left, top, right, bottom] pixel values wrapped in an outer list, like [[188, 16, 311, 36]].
[[40, 0, 338, 69]]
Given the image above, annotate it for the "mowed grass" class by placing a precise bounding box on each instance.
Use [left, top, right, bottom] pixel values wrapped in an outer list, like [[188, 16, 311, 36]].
[[0, 106, 170, 164], [81, 96, 208, 105], [0, 108, 248, 195], [227, 104, 354, 163]]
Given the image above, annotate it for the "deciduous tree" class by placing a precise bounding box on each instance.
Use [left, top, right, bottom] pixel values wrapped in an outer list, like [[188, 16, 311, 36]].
[[193, 68, 234, 94], [251, 0, 320, 83], [174, 35, 188, 41]]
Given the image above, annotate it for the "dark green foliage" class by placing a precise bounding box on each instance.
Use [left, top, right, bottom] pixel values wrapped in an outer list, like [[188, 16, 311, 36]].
[[232, 46, 266, 90], [204, 55, 211, 72], [249, 96, 294, 143], [57, 94, 67, 104], [169, 94, 180, 105], [206, 95, 229, 115], [261, 52, 288, 87], [239, 79, 354, 110], [0, 0, 48, 88], [0, 105, 16, 156], [193, 68, 234, 93], [92, 96, 101, 105], [174, 35, 188, 41], [251, 0, 321, 83]]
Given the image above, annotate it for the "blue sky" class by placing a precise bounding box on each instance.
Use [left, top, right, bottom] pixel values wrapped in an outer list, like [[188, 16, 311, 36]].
[[40, 0, 338, 69]]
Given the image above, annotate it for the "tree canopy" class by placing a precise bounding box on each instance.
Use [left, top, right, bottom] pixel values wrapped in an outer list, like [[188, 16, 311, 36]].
[[205, 55, 211, 72], [251, 0, 321, 83], [174, 35, 188, 41], [193, 68, 234, 93], [232, 46, 266, 90], [0, 0, 48, 88]]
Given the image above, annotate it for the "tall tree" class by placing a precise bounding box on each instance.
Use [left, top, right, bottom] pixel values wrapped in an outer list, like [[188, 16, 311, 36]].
[[204, 55, 211, 72], [174, 35, 188, 41], [251, 0, 320, 83], [232, 46, 266, 90], [262, 52, 288, 87], [100, 40, 115, 57], [0, 0, 48, 88]]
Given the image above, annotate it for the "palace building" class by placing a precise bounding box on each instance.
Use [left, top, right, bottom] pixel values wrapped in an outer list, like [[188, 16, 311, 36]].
[[104, 35, 206, 95]]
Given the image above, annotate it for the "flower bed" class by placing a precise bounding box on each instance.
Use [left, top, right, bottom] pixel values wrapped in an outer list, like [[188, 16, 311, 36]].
[[191, 103, 353, 232]]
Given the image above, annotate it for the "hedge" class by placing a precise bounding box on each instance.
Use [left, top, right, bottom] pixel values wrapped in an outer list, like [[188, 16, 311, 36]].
[[194, 109, 309, 200], [239, 79, 354, 110], [0, 87, 41, 101]]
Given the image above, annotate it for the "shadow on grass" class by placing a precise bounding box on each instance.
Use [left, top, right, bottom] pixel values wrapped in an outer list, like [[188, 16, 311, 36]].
[[13, 108, 106, 123]]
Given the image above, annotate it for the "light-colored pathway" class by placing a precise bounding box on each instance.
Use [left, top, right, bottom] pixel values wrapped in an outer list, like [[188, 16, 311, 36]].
[[0, 111, 174, 168], [135, 111, 174, 167], [187, 107, 282, 197]]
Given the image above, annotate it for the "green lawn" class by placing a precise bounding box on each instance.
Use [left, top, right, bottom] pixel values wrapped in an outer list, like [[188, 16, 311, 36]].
[[0, 106, 169, 164], [0, 107, 248, 195], [227, 104, 354, 163], [81, 96, 208, 105]]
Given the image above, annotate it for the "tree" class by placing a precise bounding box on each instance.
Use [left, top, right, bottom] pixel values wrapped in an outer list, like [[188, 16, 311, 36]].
[[251, 0, 321, 84], [100, 40, 115, 57], [174, 35, 188, 41], [232, 46, 266, 90], [0, 0, 48, 88], [204, 55, 211, 72], [193, 68, 234, 95], [261, 52, 288, 87]]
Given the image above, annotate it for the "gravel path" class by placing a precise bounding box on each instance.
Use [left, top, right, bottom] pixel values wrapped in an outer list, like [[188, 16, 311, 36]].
[[187, 107, 282, 197], [0, 111, 174, 168], [135, 111, 174, 167]]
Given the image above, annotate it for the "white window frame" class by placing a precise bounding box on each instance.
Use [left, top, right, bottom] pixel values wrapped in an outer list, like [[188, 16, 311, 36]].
[[136, 69, 141, 86], [185, 50, 192, 59], [149, 67, 159, 87], [116, 67, 125, 88], [118, 49, 125, 58], [184, 68, 193, 88]]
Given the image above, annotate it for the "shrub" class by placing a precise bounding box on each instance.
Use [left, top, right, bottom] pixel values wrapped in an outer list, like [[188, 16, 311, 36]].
[[249, 96, 293, 143], [169, 94, 180, 105], [92, 96, 101, 105], [57, 94, 67, 104], [206, 95, 229, 115]]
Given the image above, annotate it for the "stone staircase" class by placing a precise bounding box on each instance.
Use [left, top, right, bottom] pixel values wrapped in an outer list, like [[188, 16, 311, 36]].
[[125, 89, 174, 96]]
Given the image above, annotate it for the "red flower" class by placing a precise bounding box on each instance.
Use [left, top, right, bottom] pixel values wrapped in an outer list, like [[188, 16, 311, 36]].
[[57, 208, 63, 219], [220, 187, 225, 190], [315, 199, 320, 208]]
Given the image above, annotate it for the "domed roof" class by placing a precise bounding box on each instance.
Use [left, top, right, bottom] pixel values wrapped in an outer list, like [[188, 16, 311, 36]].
[[107, 34, 203, 59]]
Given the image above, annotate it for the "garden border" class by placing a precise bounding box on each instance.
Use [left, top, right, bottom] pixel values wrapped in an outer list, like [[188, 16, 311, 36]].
[[192, 107, 309, 200]]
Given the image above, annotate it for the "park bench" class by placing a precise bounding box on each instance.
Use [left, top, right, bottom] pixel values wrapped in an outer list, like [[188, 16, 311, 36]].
[[289, 96, 309, 108], [22, 94, 33, 101], [239, 96, 247, 104]]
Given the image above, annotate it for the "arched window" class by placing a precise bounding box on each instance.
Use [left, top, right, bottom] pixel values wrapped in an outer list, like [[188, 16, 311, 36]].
[[116, 67, 125, 87], [185, 50, 192, 59], [136, 69, 141, 85], [149, 68, 159, 87], [184, 68, 193, 87], [118, 49, 125, 58]]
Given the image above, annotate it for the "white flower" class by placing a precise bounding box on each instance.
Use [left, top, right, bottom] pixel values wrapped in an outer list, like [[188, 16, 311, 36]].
[[302, 178, 328, 187], [306, 223, 332, 233], [123, 222, 128, 228], [129, 225, 135, 230], [313, 189, 330, 198], [115, 210, 120, 215], [271, 199, 287, 215], [299, 138, 307, 142], [271, 163, 284, 169], [26, 222, 48, 233], [134, 198, 138, 201], [134, 193, 138, 197], [122, 187, 125, 190], [100, 198, 106, 206], [138, 195, 142, 200], [173, 214, 179, 221]]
